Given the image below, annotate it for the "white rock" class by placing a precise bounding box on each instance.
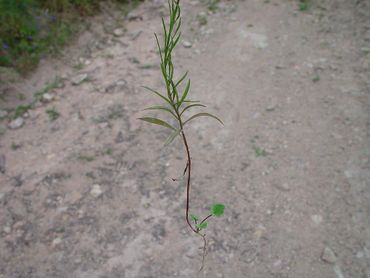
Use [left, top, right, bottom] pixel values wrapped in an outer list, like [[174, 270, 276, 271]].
[[182, 41, 193, 48], [321, 247, 337, 264], [42, 93, 54, 102], [71, 74, 88, 85], [90, 184, 103, 198], [311, 214, 323, 225], [3, 226, 11, 234], [52, 237, 62, 247], [113, 28, 125, 37], [8, 118, 24, 129]]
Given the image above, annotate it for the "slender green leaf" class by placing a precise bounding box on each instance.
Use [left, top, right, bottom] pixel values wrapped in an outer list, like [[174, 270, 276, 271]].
[[177, 79, 191, 108], [143, 105, 178, 120], [183, 112, 224, 126], [196, 222, 208, 230], [142, 86, 172, 106], [211, 203, 225, 217], [164, 128, 182, 145], [180, 103, 206, 116], [139, 117, 176, 130], [175, 71, 188, 88]]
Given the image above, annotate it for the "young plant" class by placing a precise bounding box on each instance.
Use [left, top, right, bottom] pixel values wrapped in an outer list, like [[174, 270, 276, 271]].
[[139, 0, 225, 270]]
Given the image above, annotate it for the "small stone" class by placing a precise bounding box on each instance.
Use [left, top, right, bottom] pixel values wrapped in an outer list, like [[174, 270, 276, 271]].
[[52, 237, 62, 247], [42, 93, 54, 102], [71, 74, 88, 86], [90, 184, 103, 198], [127, 11, 142, 21], [3, 226, 11, 234], [321, 247, 337, 264], [182, 41, 193, 48], [266, 104, 277, 112], [0, 110, 8, 118], [311, 214, 323, 225], [113, 28, 125, 37], [8, 118, 24, 129]]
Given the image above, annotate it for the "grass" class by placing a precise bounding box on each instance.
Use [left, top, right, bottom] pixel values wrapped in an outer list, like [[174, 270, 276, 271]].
[[0, 0, 143, 74], [46, 107, 60, 121], [299, 0, 310, 11], [254, 147, 269, 157], [14, 104, 31, 118]]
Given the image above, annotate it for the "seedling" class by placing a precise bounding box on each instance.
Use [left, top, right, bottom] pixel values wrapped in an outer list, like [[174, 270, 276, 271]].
[[139, 0, 225, 270], [299, 0, 310, 11]]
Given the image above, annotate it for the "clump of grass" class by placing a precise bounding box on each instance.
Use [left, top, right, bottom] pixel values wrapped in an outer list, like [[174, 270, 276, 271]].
[[14, 104, 31, 118], [46, 107, 60, 121], [139, 0, 225, 270], [254, 147, 269, 157], [299, 0, 310, 11]]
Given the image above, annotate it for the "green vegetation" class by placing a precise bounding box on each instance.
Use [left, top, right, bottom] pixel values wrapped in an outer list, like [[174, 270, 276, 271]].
[[299, 0, 310, 11], [254, 146, 269, 157], [14, 104, 31, 118], [45, 107, 60, 121], [140, 0, 225, 270], [0, 0, 142, 74]]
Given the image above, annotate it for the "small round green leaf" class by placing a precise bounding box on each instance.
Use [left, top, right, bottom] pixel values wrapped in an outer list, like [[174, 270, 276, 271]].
[[196, 222, 208, 230], [211, 203, 225, 217]]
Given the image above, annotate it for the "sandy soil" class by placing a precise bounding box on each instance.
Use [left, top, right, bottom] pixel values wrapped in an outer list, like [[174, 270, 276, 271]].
[[0, 0, 369, 277]]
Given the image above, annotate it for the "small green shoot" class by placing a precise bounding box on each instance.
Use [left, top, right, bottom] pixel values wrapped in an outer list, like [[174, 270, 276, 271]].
[[254, 147, 269, 157]]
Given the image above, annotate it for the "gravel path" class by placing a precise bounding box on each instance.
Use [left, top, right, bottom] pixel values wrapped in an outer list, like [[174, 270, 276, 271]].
[[0, 0, 369, 277]]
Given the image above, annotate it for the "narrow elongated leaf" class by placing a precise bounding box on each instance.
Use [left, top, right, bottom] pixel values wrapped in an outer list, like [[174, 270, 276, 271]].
[[139, 117, 176, 130], [164, 128, 182, 145], [180, 103, 206, 116], [184, 100, 200, 103], [154, 33, 163, 63], [143, 105, 178, 120], [183, 112, 224, 126], [142, 86, 172, 106], [177, 79, 191, 108], [211, 203, 225, 217], [175, 71, 188, 88]]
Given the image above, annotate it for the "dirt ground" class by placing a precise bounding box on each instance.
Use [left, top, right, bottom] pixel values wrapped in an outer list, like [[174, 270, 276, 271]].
[[0, 0, 369, 277]]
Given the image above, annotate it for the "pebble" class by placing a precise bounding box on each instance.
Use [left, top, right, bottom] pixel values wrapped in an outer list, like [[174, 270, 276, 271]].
[[90, 184, 103, 198], [0, 110, 8, 118], [182, 41, 193, 48], [71, 74, 88, 85], [127, 11, 142, 21], [113, 28, 125, 37], [42, 93, 54, 102], [8, 117, 24, 129], [321, 247, 337, 264], [3, 226, 11, 234], [311, 214, 323, 225], [52, 237, 62, 247]]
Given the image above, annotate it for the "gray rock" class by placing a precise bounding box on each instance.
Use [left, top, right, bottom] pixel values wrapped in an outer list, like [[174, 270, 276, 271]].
[[90, 184, 103, 198], [182, 41, 193, 48], [127, 11, 142, 21], [0, 155, 5, 173], [52, 237, 62, 247], [113, 28, 125, 37], [0, 109, 8, 118], [3, 226, 11, 234], [8, 117, 24, 129], [321, 247, 337, 264], [71, 74, 88, 86]]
